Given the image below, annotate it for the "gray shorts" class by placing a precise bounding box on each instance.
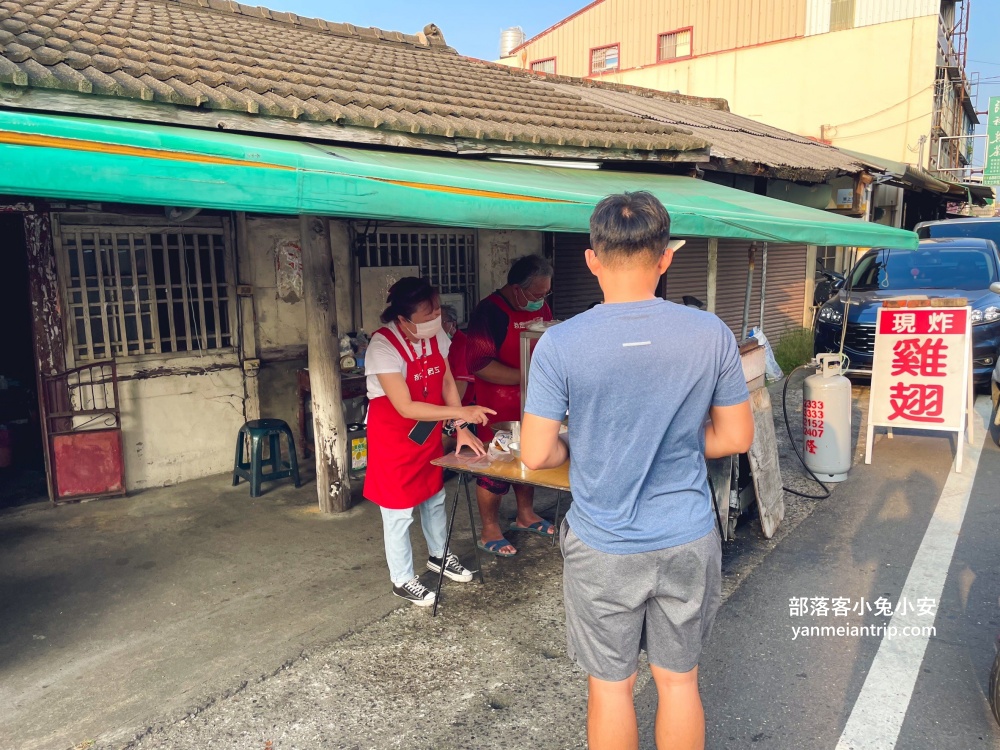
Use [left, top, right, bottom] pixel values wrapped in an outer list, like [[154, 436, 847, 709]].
[[560, 520, 722, 682]]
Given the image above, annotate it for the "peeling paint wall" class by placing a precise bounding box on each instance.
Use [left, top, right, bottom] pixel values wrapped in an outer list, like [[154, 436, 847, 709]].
[[246, 217, 309, 351], [115, 354, 245, 490], [244, 217, 310, 447], [477, 230, 546, 301]]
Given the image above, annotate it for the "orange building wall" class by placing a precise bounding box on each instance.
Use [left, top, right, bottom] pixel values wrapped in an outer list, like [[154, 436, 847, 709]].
[[503, 0, 807, 77]]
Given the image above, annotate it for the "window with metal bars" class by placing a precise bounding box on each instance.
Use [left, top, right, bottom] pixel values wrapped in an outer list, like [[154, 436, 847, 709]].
[[590, 44, 619, 74], [531, 58, 556, 74], [816, 246, 839, 273], [356, 227, 477, 305], [657, 29, 692, 62], [59, 224, 236, 361]]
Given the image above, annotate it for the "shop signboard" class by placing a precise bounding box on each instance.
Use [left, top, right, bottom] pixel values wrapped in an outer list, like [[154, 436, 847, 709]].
[[865, 301, 974, 471]]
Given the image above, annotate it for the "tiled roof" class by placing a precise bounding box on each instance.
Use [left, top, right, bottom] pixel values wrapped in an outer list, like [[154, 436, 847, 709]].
[[0, 0, 709, 154], [545, 80, 864, 179]]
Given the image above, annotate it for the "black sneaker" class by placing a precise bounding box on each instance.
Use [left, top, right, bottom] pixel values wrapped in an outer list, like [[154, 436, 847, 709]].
[[427, 553, 474, 583], [392, 577, 436, 607]]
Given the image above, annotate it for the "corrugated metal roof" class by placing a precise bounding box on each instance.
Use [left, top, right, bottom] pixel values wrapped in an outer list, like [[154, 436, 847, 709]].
[[546, 80, 866, 179]]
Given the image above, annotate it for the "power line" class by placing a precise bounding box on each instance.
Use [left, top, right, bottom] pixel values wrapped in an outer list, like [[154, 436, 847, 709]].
[[826, 86, 933, 130], [832, 112, 933, 141]]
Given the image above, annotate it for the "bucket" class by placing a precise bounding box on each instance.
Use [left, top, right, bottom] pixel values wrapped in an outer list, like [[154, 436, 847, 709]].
[[347, 423, 367, 477]]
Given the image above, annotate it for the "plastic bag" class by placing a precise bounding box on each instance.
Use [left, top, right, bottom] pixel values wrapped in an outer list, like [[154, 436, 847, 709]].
[[487, 429, 516, 462], [750, 327, 784, 382]]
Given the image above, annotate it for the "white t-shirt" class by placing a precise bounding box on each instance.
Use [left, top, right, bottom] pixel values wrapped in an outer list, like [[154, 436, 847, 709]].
[[365, 321, 452, 399]]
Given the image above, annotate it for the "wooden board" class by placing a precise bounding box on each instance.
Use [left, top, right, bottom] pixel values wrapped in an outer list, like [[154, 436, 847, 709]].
[[51, 428, 125, 499], [432, 453, 570, 492], [747, 387, 784, 539], [707, 455, 734, 541]]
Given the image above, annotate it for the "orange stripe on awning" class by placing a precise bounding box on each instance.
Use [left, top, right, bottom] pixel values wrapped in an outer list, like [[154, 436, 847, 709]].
[[0, 130, 294, 171], [367, 177, 578, 204]]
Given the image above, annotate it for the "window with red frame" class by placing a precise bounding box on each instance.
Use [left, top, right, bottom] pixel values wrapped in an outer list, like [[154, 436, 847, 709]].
[[590, 44, 619, 74], [657, 29, 692, 62], [531, 58, 556, 74]]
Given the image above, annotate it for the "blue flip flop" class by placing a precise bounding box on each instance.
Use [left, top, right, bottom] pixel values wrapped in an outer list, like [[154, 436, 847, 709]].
[[477, 538, 517, 557], [509, 519, 556, 537]]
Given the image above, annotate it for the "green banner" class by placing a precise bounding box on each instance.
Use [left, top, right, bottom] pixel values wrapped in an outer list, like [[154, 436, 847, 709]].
[[986, 95, 1000, 187]]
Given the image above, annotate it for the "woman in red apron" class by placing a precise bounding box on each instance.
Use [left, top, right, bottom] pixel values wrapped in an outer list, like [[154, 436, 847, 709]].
[[364, 277, 495, 607], [465, 255, 555, 557]]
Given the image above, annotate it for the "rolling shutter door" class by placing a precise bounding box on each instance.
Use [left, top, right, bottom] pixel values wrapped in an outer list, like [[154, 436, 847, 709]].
[[552, 233, 600, 318], [715, 241, 807, 340], [663, 238, 709, 305], [554, 234, 711, 317]]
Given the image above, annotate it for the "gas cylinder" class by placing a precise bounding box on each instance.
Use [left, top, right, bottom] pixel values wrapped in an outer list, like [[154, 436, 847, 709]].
[[802, 353, 852, 482]]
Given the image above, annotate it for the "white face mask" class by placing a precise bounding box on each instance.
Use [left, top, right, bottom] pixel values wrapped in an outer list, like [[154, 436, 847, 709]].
[[404, 314, 442, 340]]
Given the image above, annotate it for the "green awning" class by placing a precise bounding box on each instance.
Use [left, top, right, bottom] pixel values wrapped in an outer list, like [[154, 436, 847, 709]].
[[0, 110, 917, 248]]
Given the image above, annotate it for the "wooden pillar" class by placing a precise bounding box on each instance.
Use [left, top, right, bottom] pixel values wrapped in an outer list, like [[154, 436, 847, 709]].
[[706, 238, 718, 313], [23, 208, 67, 502], [803, 245, 818, 328], [301, 215, 351, 513], [235, 212, 261, 422], [330, 221, 354, 333]]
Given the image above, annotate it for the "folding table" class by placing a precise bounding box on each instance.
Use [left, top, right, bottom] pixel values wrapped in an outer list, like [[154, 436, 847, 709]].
[[429, 452, 570, 616]]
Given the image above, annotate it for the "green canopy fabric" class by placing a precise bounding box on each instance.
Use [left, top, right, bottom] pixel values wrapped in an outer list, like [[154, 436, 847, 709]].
[[0, 109, 917, 248]]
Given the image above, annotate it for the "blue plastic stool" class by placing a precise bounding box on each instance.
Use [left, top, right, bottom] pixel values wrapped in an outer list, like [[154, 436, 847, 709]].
[[232, 419, 301, 498]]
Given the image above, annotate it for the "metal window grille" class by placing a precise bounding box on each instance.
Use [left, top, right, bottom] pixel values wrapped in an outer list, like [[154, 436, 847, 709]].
[[590, 45, 619, 74], [357, 227, 477, 303], [830, 0, 855, 31], [657, 30, 691, 62], [531, 58, 556, 74], [817, 246, 839, 273], [59, 224, 236, 361]]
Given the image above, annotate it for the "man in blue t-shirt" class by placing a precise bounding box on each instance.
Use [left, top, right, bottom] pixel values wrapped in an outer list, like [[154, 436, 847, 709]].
[[521, 191, 753, 750]]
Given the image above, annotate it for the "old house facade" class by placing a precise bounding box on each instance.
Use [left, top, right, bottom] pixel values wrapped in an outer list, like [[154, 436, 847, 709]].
[[0, 0, 914, 507]]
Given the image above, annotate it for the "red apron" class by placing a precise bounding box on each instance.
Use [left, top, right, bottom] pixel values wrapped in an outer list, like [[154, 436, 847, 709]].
[[474, 292, 552, 442], [363, 327, 445, 510]]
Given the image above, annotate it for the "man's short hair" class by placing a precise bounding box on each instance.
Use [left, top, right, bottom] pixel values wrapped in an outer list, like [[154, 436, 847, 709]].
[[440, 304, 459, 324], [589, 192, 671, 266], [507, 254, 554, 287]]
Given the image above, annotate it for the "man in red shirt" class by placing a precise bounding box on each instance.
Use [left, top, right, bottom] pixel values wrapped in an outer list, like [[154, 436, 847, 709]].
[[466, 255, 555, 556]]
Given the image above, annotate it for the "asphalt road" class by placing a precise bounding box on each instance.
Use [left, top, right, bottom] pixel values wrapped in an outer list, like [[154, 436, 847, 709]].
[[637, 403, 1000, 750]]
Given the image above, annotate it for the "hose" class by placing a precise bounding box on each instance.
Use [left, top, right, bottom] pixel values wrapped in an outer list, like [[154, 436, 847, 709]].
[[781, 364, 832, 500]]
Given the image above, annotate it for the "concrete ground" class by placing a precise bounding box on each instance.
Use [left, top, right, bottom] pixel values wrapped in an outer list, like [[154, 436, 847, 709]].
[[0, 381, 853, 750]]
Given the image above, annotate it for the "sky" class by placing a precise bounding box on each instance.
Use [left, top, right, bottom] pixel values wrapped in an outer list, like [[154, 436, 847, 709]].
[[266, 1, 1000, 164], [258, 1, 581, 60]]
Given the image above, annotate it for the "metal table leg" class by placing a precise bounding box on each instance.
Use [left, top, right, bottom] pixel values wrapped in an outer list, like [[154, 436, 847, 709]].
[[433, 473, 485, 617], [551, 491, 563, 546], [464, 474, 485, 584]]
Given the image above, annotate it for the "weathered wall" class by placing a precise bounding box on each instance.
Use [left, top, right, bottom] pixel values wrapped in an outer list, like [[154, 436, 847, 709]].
[[115, 354, 245, 490], [257, 359, 305, 453], [477, 229, 546, 300], [243, 217, 310, 452], [245, 217, 309, 353]]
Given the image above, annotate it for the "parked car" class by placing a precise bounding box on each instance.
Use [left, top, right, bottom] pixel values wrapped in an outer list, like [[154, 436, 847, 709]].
[[915, 216, 1000, 247], [813, 238, 1000, 387]]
